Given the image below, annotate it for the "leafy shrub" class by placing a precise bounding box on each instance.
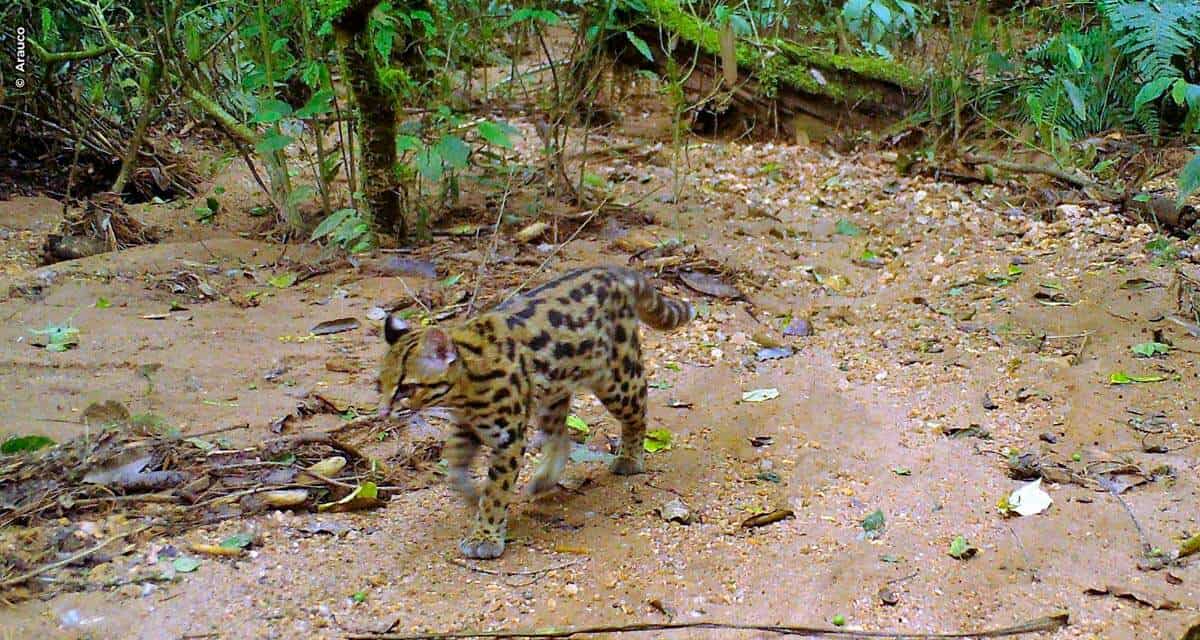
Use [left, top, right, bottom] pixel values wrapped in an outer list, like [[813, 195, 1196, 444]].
[[1102, 0, 1200, 135], [840, 0, 926, 59], [1019, 25, 1133, 143], [311, 209, 373, 254]]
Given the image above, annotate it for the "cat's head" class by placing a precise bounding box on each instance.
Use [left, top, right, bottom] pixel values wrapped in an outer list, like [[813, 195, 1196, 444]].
[[377, 313, 461, 418]]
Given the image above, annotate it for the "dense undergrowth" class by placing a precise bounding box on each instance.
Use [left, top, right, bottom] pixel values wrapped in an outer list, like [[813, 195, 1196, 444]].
[[1, 0, 1198, 244]]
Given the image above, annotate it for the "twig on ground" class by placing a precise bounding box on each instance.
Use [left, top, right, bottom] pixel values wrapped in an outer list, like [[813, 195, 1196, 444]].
[[963, 153, 1100, 192], [885, 570, 920, 585], [186, 423, 250, 439], [447, 557, 581, 578], [1103, 307, 1135, 322], [345, 611, 1070, 640], [297, 468, 359, 491], [1005, 524, 1040, 582], [1108, 489, 1153, 556]]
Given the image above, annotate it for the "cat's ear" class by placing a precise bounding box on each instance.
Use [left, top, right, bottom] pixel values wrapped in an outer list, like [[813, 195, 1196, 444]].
[[384, 313, 410, 345], [419, 328, 457, 371]]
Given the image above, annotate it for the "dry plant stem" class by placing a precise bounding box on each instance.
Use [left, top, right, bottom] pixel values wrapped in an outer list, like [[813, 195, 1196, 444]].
[[962, 154, 1086, 185], [447, 558, 581, 577], [0, 524, 152, 589], [262, 431, 370, 462], [1109, 490, 1153, 555], [345, 611, 1070, 640], [498, 201, 606, 307], [63, 117, 85, 214], [112, 57, 164, 194], [297, 468, 358, 491], [467, 167, 517, 317], [189, 423, 250, 439], [962, 153, 1104, 194], [1005, 523, 1039, 582]]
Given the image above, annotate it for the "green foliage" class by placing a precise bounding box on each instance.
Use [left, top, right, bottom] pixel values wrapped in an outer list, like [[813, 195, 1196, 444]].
[[311, 208, 374, 253], [840, 0, 926, 59], [1018, 25, 1134, 148], [30, 323, 79, 352], [933, 0, 1199, 164], [1104, 0, 1200, 135], [1180, 152, 1200, 206], [1132, 341, 1170, 357], [1, 435, 56, 455]]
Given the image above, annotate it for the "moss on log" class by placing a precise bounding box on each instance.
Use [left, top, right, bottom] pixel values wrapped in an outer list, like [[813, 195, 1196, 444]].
[[627, 0, 923, 139]]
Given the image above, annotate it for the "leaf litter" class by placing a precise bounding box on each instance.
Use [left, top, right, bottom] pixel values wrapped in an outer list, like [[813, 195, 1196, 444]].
[[0, 407, 440, 600]]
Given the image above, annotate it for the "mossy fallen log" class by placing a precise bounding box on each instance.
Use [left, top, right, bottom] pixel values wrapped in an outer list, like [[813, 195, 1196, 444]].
[[620, 0, 923, 141]]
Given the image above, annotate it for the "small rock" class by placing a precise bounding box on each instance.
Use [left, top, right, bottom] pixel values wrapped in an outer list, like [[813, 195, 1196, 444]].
[[982, 393, 998, 410], [1007, 452, 1042, 480], [1039, 432, 1058, 444], [878, 586, 900, 606], [783, 317, 812, 337], [659, 498, 692, 525], [264, 360, 288, 381], [324, 356, 358, 373]]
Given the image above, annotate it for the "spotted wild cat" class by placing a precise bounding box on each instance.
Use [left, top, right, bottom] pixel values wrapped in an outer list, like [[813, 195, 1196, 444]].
[[377, 266, 694, 559]]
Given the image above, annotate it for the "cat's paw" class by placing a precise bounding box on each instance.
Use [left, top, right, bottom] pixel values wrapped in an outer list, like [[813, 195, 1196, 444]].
[[459, 536, 505, 559], [527, 471, 560, 496], [609, 455, 645, 476]]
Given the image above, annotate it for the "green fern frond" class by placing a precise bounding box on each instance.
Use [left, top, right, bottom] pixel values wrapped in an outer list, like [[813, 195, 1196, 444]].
[[1103, 0, 1200, 82]]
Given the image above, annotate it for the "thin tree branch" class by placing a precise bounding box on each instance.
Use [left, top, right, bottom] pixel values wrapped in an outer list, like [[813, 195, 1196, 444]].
[[27, 38, 114, 63], [345, 611, 1070, 640]]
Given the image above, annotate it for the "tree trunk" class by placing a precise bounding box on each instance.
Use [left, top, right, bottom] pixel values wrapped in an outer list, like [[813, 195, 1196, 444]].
[[333, 0, 405, 239]]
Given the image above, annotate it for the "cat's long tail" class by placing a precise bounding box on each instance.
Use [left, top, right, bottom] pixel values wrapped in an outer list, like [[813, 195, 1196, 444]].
[[626, 270, 695, 331]]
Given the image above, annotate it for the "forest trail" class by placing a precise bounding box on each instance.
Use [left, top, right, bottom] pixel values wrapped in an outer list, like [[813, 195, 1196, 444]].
[[1, 126, 1197, 639]]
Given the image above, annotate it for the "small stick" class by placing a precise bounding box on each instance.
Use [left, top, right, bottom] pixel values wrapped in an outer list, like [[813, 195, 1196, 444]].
[[187, 423, 250, 439], [447, 557, 581, 578], [0, 524, 152, 589], [885, 570, 920, 585], [1109, 490, 1153, 556], [1103, 307, 1134, 322], [1043, 331, 1093, 341], [1005, 524, 1040, 582], [297, 468, 359, 491], [345, 611, 1070, 640]]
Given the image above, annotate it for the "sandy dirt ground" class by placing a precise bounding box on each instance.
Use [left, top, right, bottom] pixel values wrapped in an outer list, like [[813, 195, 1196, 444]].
[[1, 106, 1198, 640]]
